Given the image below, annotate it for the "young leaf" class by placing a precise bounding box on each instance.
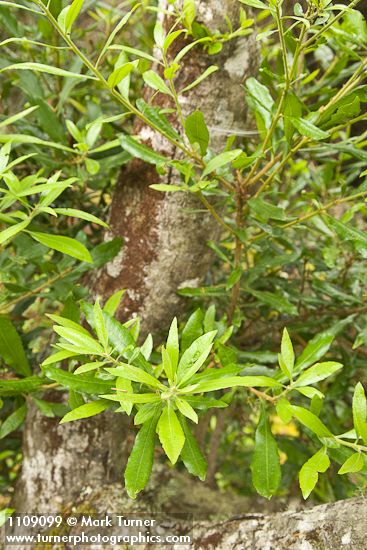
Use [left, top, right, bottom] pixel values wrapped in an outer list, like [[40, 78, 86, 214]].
[[177, 331, 217, 385], [0, 219, 30, 245], [279, 328, 294, 379], [338, 452, 364, 475], [105, 364, 163, 389], [157, 404, 185, 464], [161, 346, 174, 383], [115, 376, 133, 415], [175, 397, 198, 423], [180, 66, 218, 93], [251, 407, 281, 499], [294, 362, 342, 387], [102, 393, 160, 404], [142, 70, 173, 96], [179, 414, 207, 480], [166, 317, 179, 375], [295, 331, 334, 371], [181, 375, 282, 394], [103, 290, 126, 317], [125, 412, 160, 498], [353, 383, 367, 444], [59, 400, 109, 424], [30, 232, 93, 263], [202, 150, 242, 177], [299, 447, 330, 499], [65, 0, 84, 32], [107, 63, 134, 88]]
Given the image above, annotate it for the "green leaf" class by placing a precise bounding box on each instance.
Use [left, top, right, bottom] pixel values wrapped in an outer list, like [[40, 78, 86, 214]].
[[290, 117, 329, 141], [175, 397, 198, 423], [0, 62, 96, 80], [0, 403, 27, 439], [181, 375, 282, 393], [0, 219, 30, 245], [161, 347, 174, 384], [157, 404, 185, 464], [295, 331, 334, 371], [115, 376, 133, 415], [0, 317, 31, 376], [107, 63, 134, 88], [184, 111, 210, 156], [299, 447, 330, 499], [93, 299, 108, 350], [65, 0, 84, 32], [353, 383, 367, 444], [202, 150, 242, 177], [43, 366, 113, 395], [338, 452, 364, 475], [74, 362, 106, 375], [181, 309, 203, 351], [142, 70, 173, 96], [102, 393, 160, 403], [279, 328, 294, 379], [105, 364, 163, 389], [276, 398, 293, 424], [239, 0, 269, 9], [179, 414, 207, 480], [177, 331, 217, 385], [246, 77, 274, 130], [119, 134, 165, 165], [60, 400, 109, 424], [30, 232, 93, 263], [326, 215, 367, 247], [291, 405, 332, 437], [251, 407, 281, 499], [53, 326, 103, 355], [103, 290, 126, 317], [181, 66, 218, 93], [0, 377, 45, 397], [136, 99, 180, 141], [125, 412, 160, 498], [247, 289, 298, 315], [185, 396, 228, 409], [294, 362, 343, 387], [166, 317, 179, 375], [134, 402, 161, 425], [53, 208, 108, 228]]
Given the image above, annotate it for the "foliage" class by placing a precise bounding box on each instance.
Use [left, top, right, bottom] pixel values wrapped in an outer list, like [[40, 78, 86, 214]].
[[1, 0, 367, 505]]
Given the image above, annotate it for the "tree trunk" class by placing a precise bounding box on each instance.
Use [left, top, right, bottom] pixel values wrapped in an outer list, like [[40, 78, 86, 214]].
[[13, 0, 258, 512]]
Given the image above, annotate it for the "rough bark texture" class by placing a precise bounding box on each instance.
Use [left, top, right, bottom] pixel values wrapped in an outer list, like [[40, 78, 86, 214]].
[[12, 403, 128, 513], [13, 0, 258, 514], [94, 0, 258, 335]]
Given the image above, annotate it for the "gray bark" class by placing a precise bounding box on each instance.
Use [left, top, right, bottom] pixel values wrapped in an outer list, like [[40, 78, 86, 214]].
[[13, 0, 258, 513], [93, 0, 258, 335]]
